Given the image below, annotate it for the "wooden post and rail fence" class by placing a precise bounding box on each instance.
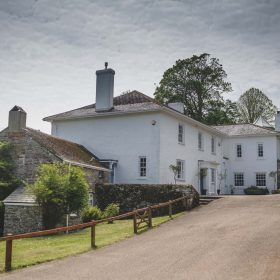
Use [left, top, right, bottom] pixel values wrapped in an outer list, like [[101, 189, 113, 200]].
[[0, 195, 193, 272]]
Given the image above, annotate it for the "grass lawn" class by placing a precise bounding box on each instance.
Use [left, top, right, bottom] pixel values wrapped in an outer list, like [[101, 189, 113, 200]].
[[0, 213, 183, 272]]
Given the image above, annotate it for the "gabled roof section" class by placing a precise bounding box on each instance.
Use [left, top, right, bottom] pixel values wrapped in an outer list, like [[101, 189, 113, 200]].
[[43, 90, 160, 122], [212, 123, 279, 137], [24, 128, 108, 171], [3, 186, 36, 205]]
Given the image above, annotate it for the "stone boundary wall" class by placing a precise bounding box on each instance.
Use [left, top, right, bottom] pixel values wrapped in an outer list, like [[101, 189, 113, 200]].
[[4, 205, 43, 235], [95, 184, 199, 215]]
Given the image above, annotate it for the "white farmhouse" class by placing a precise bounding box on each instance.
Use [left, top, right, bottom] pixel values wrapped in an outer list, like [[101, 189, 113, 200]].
[[44, 64, 280, 195]]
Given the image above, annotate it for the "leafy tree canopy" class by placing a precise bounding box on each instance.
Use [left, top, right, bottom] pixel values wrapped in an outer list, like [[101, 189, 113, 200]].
[[237, 88, 277, 123], [0, 142, 18, 201], [28, 163, 89, 229], [154, 53, 235, 124]]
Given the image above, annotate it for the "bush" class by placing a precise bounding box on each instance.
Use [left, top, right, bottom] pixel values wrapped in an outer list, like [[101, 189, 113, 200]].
[[28, 163, 89, 229], [271, 189, 280, 194], [81, 206, 102, 222], [244, 186, 269, 195], [103, 203, 120, 221], [0, 202, 4, 236]]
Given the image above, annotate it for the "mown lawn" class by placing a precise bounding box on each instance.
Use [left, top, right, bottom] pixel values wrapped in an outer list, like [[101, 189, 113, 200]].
[[0, 213, 183, 271]]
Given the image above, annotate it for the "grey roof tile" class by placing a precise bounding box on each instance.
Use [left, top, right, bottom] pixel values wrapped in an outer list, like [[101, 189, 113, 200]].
[[212, 124, 278, 136], [3, 187, 36, 205]]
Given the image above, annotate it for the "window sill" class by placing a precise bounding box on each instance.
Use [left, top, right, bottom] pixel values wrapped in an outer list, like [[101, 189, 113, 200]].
[[178, 142, 185, 146], [256, 157, 265, 160], [211, 152, 216, 155], [198, 148, 204, 152], [137, 177, 147, 180], [176, 178, 185, 182], [235, 158, 243, 161]]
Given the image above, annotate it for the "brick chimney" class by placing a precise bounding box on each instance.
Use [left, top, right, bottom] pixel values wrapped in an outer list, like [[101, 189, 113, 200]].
[[95, 62, 115, 112], [8, 106, 26, 132]]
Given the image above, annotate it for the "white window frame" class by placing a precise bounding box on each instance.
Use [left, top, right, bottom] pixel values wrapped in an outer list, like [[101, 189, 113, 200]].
[[211, 136, 216, 154], [198, 132, 204, 151], [257, 143, 264, 158], [139, 156, 147, 178], [178, 123, 185, 144], [256, 172, 266, 187], [236, 144, 242, 158], [176, 159, 185, 181], [234, 172, 244, 187]]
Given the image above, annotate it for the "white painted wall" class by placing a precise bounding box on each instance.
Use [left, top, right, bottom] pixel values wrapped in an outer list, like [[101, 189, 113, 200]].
[[158, 114, 224, 194], [223, 136, 278, 194], [52, 112, 161, 184]]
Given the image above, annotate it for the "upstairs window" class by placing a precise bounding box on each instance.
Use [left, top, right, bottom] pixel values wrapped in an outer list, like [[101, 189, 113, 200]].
[[257, 143, 264, 158], [198, 132, 203, 150], [178, 124, 184, 144], [211, 137, 216, 154], [234, 173, 244, 186], [176, 160, 185, 180], [256, 173, 266, 186], [139, 156, 147, 177], [236, 144, 242, 158]]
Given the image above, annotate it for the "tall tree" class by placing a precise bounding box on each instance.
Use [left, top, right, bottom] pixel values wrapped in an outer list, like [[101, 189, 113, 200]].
[[237, 88, 277, 123], [154, 53, 233, 124]]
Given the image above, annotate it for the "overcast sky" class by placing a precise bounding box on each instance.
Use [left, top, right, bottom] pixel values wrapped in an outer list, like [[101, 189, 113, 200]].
[[1, 0, 280, 133]]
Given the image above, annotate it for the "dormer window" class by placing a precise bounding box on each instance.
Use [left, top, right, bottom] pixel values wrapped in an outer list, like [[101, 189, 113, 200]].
[[178, 124, 184, 144]]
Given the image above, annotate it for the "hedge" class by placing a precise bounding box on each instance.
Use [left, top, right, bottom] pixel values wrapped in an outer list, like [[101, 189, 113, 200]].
[[95, 184, 199, 215], [244, 186, 269, 195]]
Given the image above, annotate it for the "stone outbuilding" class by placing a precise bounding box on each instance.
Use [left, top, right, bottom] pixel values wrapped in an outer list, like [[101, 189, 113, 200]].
[[0, 106, 110, 235]]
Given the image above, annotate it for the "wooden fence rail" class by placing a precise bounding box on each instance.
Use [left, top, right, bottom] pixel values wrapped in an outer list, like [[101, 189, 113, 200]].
[[1, 195, 192, 272]]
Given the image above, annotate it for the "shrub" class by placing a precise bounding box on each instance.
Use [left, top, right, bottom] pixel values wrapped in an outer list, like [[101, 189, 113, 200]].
[[271, 189, 280, 194], [81, 206, 102, 222], [244, 186, 269, 195], [28, 163, 89, 229], [0, 202, 4, 236], [103, 203, 120, 222]]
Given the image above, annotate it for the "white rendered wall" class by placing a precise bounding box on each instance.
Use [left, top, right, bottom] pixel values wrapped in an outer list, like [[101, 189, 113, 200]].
[[223, 136, 278, 194], [52, 113, 161, 184], [157, 114, 224, 194]]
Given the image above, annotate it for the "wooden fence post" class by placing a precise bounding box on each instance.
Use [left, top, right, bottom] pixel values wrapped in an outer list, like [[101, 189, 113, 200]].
[[169, 201, 172, 219], [148, 207, 152, 228], [91, 222, 96, 249], [5, 234, 13, 272], [133, 211, 137, 234]]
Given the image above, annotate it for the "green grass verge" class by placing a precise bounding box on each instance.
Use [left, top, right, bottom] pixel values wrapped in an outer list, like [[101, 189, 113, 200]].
[[0, 213, 183, 271]]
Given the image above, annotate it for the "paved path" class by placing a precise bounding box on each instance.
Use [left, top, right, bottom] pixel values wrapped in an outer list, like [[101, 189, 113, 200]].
[[2, 195, 280, 280]]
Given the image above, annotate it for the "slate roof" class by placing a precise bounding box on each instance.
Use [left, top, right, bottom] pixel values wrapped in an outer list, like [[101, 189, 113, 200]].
[[212, 124, 279, 136], [3, 186, 36, 205], [24, 128, 107, 170], [43, 91, 162, 121]]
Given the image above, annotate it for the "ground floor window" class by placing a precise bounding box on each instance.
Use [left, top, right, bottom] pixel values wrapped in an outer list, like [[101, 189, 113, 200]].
[[210, 168, 216, 184], [256, 172, 266, 186], [234, 173, 244, 186], [176, 160, 185, 180], [139, 156, 147, 177]]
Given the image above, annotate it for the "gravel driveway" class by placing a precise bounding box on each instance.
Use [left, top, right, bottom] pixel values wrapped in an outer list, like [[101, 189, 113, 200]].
[[1, 195, 280, 280]]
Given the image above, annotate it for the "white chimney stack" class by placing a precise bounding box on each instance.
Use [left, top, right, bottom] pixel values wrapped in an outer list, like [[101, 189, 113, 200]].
[[275, 110, 280, 132], [95, 62, 115, 112], [168, 102, 184, 114], [8, 106, 26, 132]]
